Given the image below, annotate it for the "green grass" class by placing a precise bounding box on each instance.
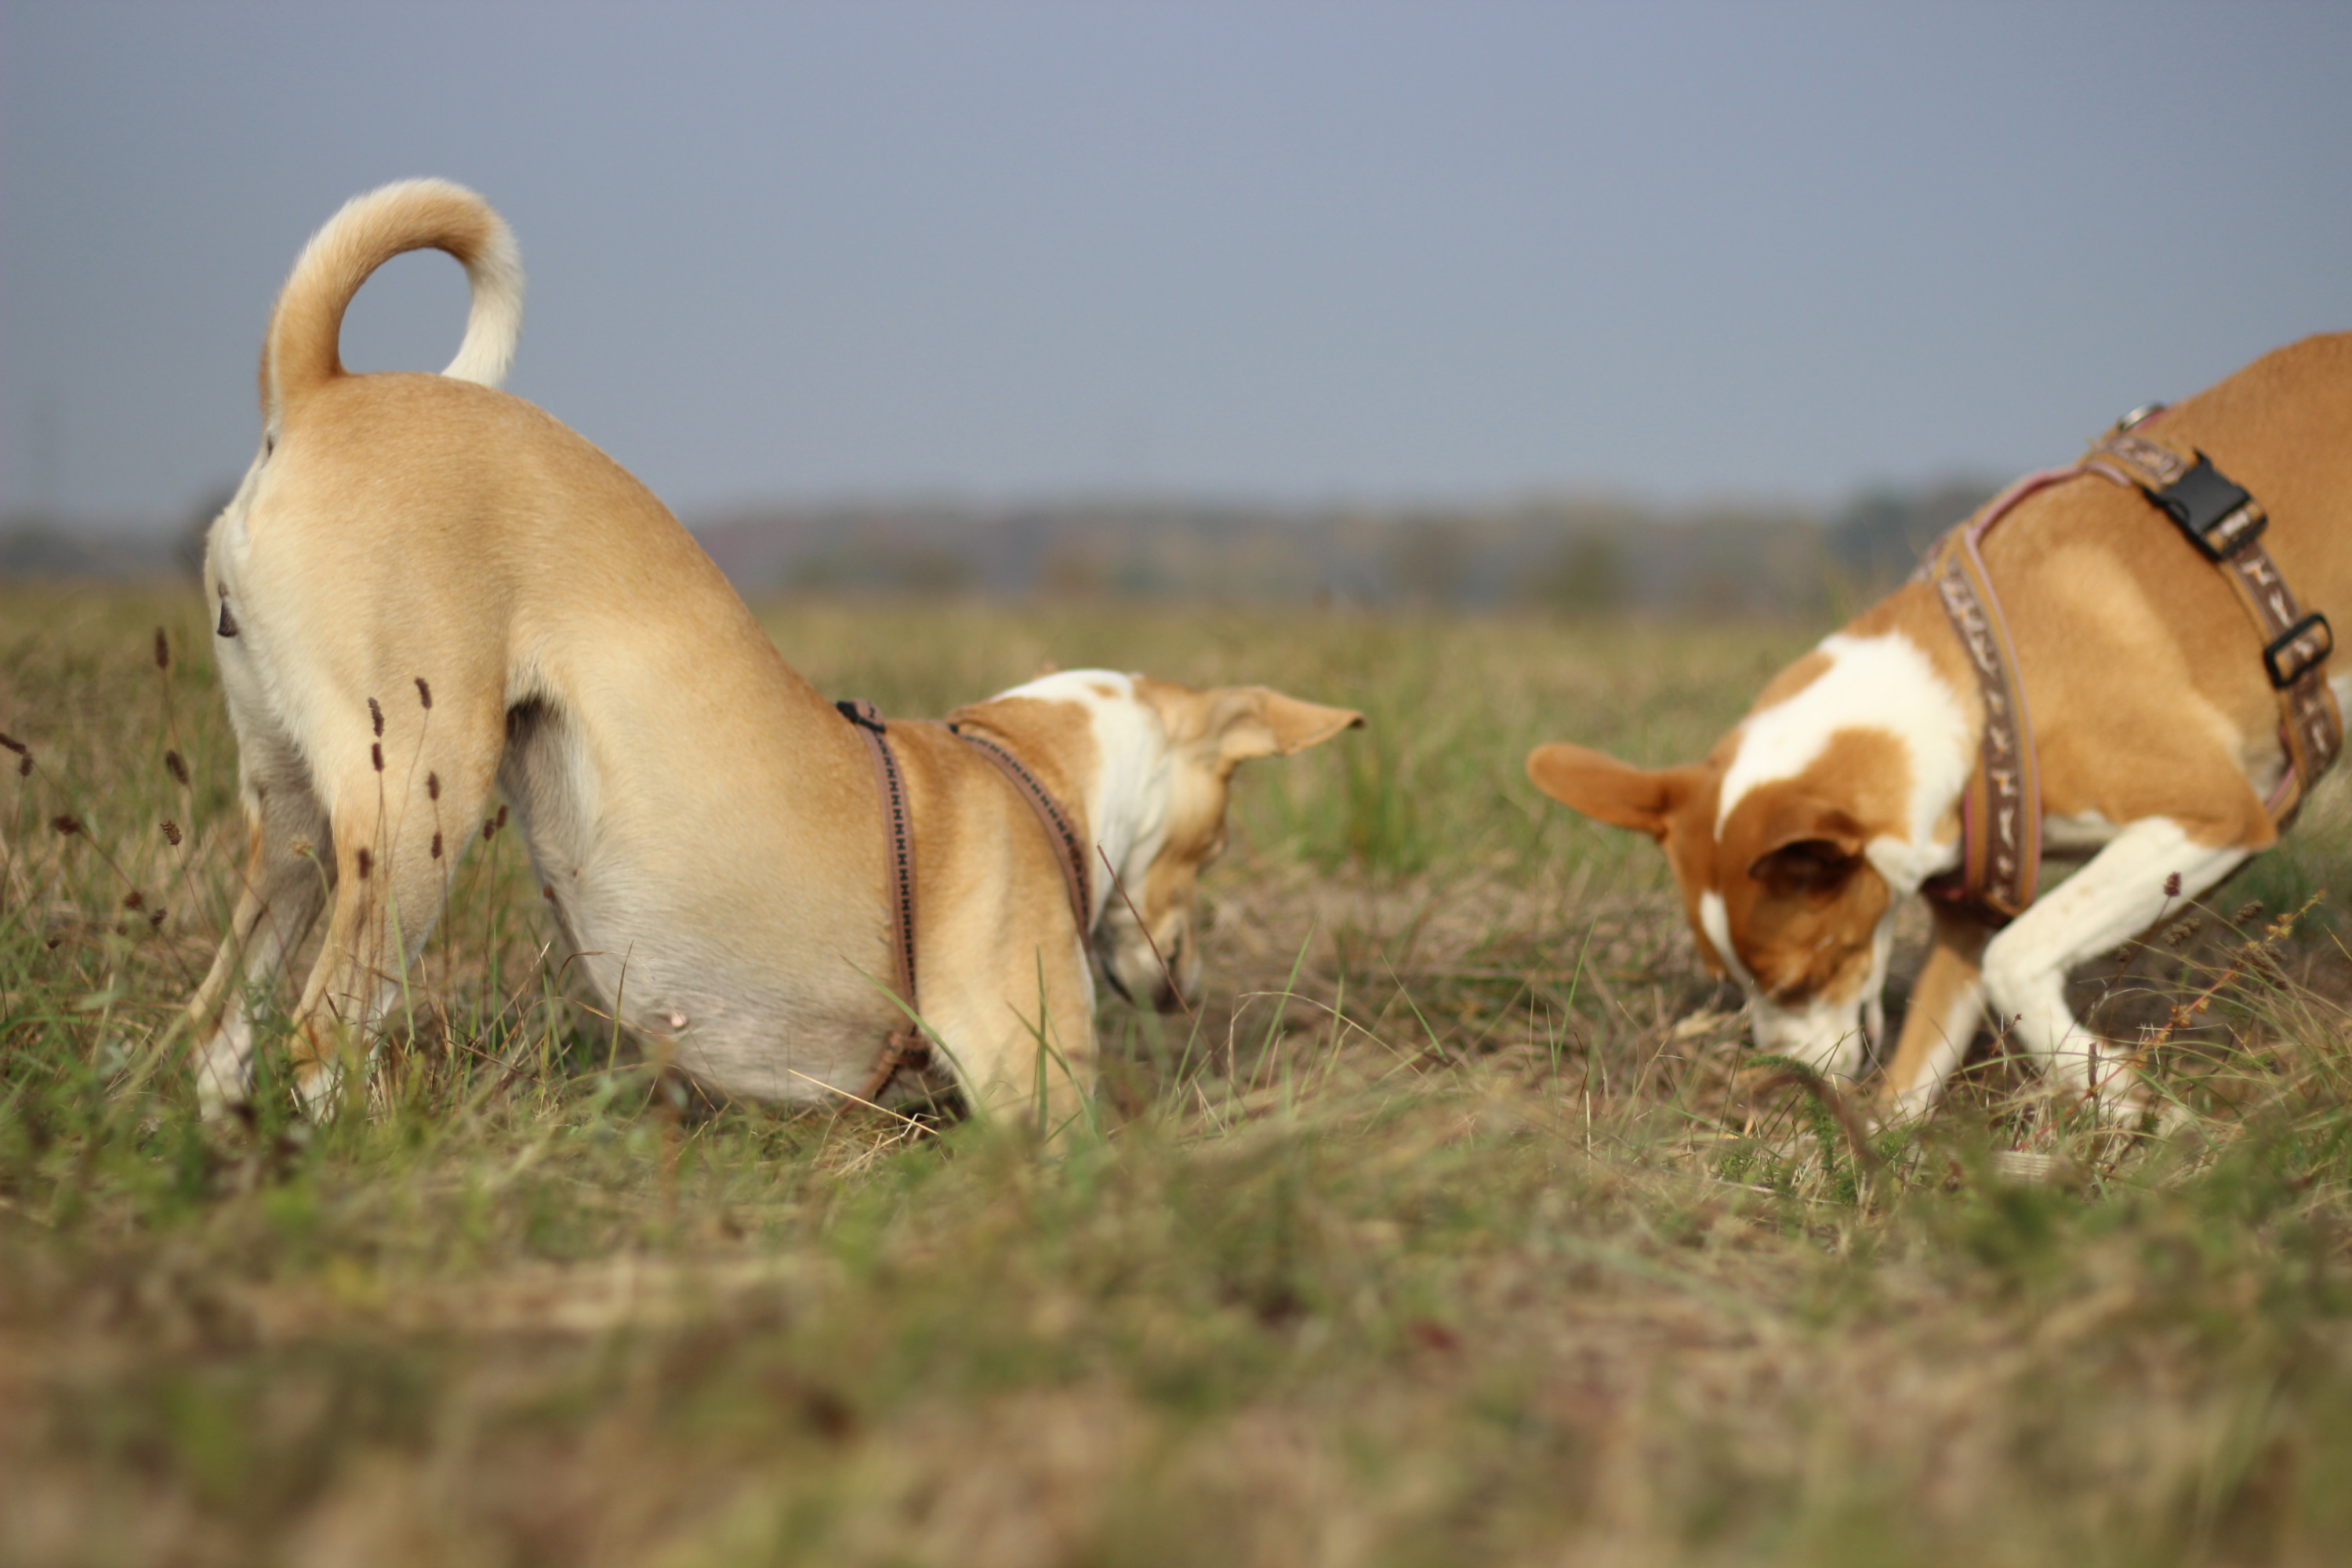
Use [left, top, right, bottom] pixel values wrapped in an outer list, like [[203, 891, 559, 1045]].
[[5, 585, 2352, 1566]]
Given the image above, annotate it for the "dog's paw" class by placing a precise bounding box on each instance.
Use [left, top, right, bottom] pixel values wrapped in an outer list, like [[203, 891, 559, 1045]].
[[194, 1040, 256, 1122]]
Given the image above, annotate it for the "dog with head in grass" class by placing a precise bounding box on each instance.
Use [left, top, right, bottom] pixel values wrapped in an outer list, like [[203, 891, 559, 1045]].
[[184, 179, 1362, 1129], [1529, 334, 2352, 1119]]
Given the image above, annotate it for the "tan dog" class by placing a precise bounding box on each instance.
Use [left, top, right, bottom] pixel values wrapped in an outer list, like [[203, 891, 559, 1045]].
[[185, 180, 1362, 1127], [1528, 334, 2352, 1115]]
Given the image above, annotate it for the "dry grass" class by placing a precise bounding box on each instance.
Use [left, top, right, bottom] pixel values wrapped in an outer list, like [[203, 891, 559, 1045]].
[[5, 584, 2352, 1566]]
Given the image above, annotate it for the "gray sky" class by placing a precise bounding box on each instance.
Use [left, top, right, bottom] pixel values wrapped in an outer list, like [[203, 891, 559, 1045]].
[[4, 1, 2349, 532]]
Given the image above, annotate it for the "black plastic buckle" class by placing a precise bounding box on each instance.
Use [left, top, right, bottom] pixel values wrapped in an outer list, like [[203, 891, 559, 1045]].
[[2147, 452, 2264, 561], [2264, 613, 2333, 689], [835, 699, 887, 734]]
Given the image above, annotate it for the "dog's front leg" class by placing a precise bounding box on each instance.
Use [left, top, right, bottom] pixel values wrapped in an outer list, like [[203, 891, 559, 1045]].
[[1980, 816, 2249, 1112], [1878, 903, 1993, 1118], [927, 954, 1099, 1138]]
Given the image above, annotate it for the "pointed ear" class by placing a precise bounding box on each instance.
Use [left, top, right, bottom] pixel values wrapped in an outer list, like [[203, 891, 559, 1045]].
[[1201, 687, 1367, 765], [1526, 743, 1696, 840], [1746, 799, 1867, 897]]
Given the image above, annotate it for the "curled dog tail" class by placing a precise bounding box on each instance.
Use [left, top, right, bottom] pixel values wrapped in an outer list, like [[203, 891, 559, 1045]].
[[261, 178, 524, 426]]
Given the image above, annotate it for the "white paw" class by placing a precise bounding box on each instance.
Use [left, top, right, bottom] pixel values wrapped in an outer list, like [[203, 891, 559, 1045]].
[[194, 1037, 254, 1121]]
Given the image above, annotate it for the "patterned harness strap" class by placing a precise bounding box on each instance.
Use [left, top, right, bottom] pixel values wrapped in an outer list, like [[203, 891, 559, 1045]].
[[836, 699, 930, 1104], [2083, 423, 2341, 825], [1920, 472, 2056, 920], [951, 724, 1092, 937], [1922, 409, 2339, 923]]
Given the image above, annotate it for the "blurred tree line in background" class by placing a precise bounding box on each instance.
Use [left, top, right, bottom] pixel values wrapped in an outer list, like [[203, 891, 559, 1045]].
[[695, 477, 1997, 616], [2, 477, 1996, 617]]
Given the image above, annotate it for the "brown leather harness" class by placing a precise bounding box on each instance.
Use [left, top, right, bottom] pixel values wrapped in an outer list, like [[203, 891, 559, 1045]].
[[1922, 408, 2340, 923], [833, 700, 1094, 1104]]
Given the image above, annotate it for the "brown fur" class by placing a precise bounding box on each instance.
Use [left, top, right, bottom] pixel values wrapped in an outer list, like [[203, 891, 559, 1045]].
[[1531, 332, 2352, 1106]]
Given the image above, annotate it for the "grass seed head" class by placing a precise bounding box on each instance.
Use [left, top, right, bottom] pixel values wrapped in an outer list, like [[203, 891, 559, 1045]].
[[371, 742, 384, 773], [368, 697, 384, 737], [160, 819, 183, 847], [415, 677, 433, 710], [122, 889, 143, 910], [153, 626, 170, 670], [431, 831, 443, 860], [0, 731, 23, 757], [356, 848, 372, 880], [165, 750, 189, 786], [50, 814, 82, 837], [426, 771, 440, 801]]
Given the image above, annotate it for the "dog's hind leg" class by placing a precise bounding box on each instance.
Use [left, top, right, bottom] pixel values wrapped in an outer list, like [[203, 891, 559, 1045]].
[[186, 735, 332, 1117], [281, 724, 499, 1117]]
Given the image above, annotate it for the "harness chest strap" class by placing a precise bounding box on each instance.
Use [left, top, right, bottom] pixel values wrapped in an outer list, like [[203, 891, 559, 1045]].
[[836, 699, 928, 1104], [1920, 468, 2066, 920], [835, 702, 1096, 1105]]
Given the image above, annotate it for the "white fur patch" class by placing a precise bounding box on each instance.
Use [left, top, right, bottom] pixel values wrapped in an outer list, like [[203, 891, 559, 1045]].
[[991, 669, 1171, 924], [1716, 630, 1973, 888], [1697, 891, 1753, 989], [1748, 990, 1869, 1078]]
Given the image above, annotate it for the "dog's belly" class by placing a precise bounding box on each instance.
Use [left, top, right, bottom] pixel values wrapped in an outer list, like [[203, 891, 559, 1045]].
[[547, 881, 891, 1102], [499, 713, 898, 1105], [2039, 810, 2121, 856]]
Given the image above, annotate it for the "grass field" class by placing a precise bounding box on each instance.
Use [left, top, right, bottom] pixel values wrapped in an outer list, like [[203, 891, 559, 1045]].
[[8, 584, 2352, 1566]]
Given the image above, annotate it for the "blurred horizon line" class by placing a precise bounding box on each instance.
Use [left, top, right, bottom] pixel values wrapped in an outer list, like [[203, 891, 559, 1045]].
[[0, 474, 1996, 618], [0, 468, 2009, 544]]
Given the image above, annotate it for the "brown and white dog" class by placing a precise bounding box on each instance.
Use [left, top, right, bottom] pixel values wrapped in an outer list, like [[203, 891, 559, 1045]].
[[1528, 334, 2352, 1115], [185, 180, 1362, 1127]]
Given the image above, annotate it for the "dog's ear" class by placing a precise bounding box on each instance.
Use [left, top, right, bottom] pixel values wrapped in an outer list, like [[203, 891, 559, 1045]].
[[1746, 800, 1867, 898], [1526, 743, 1695, 840], [1199, 687, 1366, 767]]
